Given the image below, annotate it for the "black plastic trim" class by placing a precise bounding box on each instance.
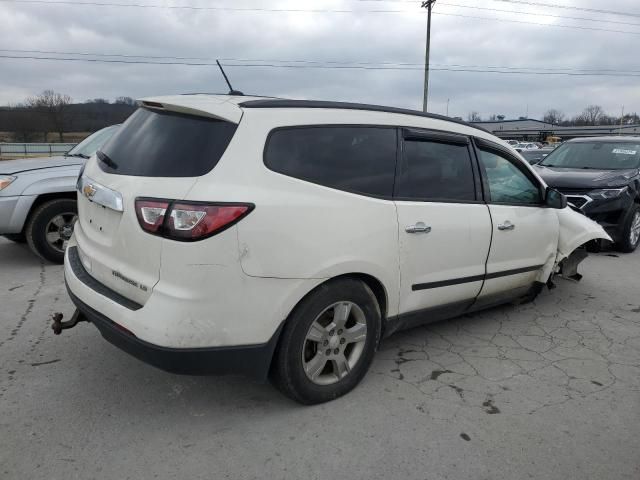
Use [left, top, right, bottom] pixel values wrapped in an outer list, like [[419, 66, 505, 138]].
[[403, 127, 469, 145], [66, 283, 283, 380], [240, 99, 491, 134], [412, 264, 543, 291], [67, 246, 143, 311]]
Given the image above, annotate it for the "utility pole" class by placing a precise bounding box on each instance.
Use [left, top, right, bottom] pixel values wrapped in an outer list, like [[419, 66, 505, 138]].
[[421, 0, 436, 112]]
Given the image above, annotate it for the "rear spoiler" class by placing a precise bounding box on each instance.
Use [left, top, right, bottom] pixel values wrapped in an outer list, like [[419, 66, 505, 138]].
[[138, 95, 243, 124]]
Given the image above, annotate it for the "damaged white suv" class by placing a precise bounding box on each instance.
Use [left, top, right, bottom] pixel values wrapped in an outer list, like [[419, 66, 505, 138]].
[[62, 95, 609, 404]]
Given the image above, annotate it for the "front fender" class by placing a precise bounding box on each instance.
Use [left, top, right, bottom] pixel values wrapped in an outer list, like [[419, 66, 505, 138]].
[[556, 207, 611, 261], [20, 170, 79, 197]]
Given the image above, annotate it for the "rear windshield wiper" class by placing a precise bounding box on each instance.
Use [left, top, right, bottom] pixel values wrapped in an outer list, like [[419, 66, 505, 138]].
[[65, 153, 90, 159], [97, 150, 118, 169]]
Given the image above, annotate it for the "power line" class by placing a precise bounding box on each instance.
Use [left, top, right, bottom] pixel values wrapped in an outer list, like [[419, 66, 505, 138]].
[[2, 49, 640, 73], [438, 2, 640, 28], [491, 0, 640, 20], [2, 0, 640, 37], [0, 0, 408, 13], [435, 11, 640, 36], [357, 0, 640, 26], [2, 54, 640, 77]]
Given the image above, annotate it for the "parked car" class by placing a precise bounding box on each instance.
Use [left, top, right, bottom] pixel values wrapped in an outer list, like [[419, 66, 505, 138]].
[[520, 148, 555, 164], [506, 140, 519, 146], [0, 125, 119, 263], [515, 142, 540, 151], [62, 96, 608, 404], [535, 136, 640, 252]]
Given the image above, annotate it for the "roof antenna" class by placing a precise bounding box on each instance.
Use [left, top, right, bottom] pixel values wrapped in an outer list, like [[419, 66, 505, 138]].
[[216, 60, 244, 96]]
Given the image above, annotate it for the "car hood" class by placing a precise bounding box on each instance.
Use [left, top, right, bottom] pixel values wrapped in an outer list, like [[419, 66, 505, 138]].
[[534, 165, 639, 189], [0, 155, 83, 174]]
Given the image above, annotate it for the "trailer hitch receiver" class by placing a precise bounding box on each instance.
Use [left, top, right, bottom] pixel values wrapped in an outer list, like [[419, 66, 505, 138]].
[[51, 309, 87, 335]]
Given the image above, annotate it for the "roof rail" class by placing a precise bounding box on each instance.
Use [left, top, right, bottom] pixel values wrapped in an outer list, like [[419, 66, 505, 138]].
[[239, 99, 491, 134]]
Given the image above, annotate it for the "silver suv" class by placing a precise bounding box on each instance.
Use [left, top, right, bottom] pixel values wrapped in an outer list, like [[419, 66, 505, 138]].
[[0, 125, 118, 263]]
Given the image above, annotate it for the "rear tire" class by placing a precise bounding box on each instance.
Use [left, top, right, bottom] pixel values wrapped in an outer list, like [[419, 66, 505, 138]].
[[3, 233, 26, 243], [271, 278, 381, 404], [616, 205, 640, 253], [25, 199, 77, 264]]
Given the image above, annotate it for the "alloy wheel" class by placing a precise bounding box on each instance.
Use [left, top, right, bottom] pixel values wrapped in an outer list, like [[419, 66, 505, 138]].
[[45, 213, 77, 253], [302, 301, 368, 385], [630, 211, 640, 247]]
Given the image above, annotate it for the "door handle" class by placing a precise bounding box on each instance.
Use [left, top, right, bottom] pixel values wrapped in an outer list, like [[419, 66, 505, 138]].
[[405, 222, 432, 234], [497, 221, 515, 231]]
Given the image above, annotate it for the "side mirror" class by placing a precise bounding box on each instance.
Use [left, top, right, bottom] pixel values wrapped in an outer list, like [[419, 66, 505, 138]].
[[545, 187, 567, 209]]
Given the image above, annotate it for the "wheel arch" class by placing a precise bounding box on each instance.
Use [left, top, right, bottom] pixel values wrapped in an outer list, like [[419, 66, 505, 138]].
[[21, 192, 77, 234], [269, 272, 390, 374]]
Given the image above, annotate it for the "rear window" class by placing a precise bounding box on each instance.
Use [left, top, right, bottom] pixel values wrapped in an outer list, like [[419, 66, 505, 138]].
[[97, 107, 237, 177], [264, 126, 397, 198]]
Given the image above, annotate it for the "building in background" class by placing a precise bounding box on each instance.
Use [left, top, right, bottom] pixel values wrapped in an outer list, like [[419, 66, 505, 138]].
[[473, 118, 640, 141]]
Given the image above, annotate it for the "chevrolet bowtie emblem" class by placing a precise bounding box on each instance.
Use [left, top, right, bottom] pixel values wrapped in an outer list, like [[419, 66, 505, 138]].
[[83, 184, 97, 199]]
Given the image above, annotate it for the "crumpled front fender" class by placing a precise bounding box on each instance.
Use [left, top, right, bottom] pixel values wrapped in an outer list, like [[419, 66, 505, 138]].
[[556, 207, 612, 262]]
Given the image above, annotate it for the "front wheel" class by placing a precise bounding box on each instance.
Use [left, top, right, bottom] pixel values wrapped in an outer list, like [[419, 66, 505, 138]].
[[617, 205, 640, 253], [25, 199, 78, 263], [271, 278, 381, 404]]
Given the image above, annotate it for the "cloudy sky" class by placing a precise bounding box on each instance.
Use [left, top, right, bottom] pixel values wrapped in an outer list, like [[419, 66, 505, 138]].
[[0, 0, 639, 120]]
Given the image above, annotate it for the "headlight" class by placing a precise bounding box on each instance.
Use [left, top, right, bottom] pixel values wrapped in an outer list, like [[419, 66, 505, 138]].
[[588, 187, 628, 200], [0, 175, 16, 191]]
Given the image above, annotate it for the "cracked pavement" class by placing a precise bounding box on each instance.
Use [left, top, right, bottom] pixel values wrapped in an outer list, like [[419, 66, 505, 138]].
[[1, 237, 639, 480]]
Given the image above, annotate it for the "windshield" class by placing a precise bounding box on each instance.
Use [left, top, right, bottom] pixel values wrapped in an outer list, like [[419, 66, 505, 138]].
[[67, 125, 119, 158], [540, 141, 640, 170]]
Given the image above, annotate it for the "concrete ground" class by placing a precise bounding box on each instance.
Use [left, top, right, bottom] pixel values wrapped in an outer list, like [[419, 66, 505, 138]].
[[1, 237, 639, 480]]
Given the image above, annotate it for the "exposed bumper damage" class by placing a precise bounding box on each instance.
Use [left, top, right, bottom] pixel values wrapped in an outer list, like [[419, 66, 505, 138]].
[[553, 207, 612, 281]]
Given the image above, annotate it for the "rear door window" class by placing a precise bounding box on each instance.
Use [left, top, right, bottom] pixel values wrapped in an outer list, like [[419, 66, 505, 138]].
[[98, 108, 237, 177], [264, 126, 397, 198], [395, 137, 477, 202]]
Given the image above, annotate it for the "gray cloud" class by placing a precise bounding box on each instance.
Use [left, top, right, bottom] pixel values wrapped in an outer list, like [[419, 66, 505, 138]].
[[0, 0, 638, 120]]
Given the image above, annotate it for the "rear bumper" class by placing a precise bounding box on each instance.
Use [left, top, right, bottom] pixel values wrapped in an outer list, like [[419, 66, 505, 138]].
[[67, 282, 282, 380]]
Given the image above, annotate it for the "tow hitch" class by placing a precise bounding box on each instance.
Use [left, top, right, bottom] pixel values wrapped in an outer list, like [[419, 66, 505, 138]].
[[51, 309, 88, 335]]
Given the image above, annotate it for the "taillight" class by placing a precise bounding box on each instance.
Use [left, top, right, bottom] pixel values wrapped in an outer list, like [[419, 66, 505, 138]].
[[135, 199, 169, 233], [135, 198, 253, 241]]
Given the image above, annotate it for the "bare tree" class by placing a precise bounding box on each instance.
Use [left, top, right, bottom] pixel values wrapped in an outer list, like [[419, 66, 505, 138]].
[[543, 109, 564, 125], [467, 111, 481, 122], [26, 90, 73, 142], [114, 96, 137, 106], [578, 105, 605, 126]]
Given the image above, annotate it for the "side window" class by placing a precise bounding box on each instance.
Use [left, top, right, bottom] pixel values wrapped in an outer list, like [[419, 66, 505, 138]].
[[395, 140, 476, 202], [477, 148, 541, 205], [264, 126, 397, 197]]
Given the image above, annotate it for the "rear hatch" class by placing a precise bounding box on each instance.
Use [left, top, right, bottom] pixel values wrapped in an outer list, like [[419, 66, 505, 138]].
[[74, 101, 239, 305]]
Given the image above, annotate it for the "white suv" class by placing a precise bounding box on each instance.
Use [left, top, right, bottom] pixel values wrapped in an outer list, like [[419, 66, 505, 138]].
[[63, 95, 609, 404]]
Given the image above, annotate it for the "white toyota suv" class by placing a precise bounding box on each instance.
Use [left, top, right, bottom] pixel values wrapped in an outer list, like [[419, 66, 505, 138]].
[[63, 95, 609, 404]]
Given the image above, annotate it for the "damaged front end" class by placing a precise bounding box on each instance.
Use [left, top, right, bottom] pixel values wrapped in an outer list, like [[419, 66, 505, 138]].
[[553, 207, 612, 281]]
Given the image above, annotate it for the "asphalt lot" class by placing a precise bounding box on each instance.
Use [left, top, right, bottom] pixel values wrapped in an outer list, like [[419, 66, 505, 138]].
[[1, 237, 639, 480]]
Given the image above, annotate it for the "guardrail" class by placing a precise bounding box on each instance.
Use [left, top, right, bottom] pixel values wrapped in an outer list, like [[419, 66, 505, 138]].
[[0, 143, 77, 158]]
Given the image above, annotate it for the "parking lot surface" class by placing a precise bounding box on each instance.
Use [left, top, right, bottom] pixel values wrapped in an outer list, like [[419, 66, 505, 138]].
[[1, 237, 639, 480]]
